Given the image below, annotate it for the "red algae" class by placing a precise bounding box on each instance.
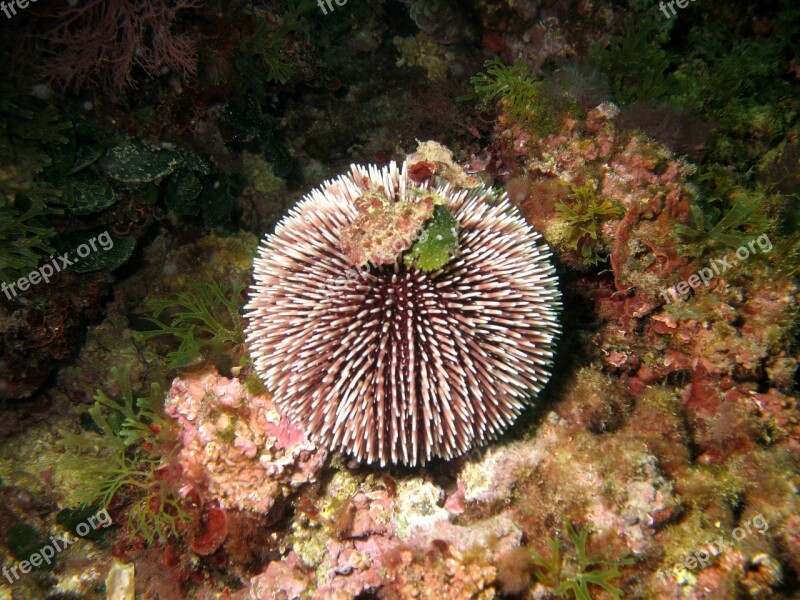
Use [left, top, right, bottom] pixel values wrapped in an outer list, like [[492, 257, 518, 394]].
[[339, 180, 434, 267]]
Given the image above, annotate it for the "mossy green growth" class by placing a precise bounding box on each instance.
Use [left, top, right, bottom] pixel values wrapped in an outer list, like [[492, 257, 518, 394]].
[[6, 524, 50, 570], [56, 502, 113, 542], [138, 280, 247, 369], [530, 523, 634, 600], [553, 184, 622, 265], [0, 199, 56, 281], [674, 197, 771, 258], [403, 205, 459, 272], [58, 366, 187, 544], [244, 370, 268, 396], [770, 234, 800, 280], [593, 18, 673, 104], [470, 57, 557, 134], [234, 0, 313, 90]]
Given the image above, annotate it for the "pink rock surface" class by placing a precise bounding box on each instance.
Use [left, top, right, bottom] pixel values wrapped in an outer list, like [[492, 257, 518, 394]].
[[165, 368, 327, 514], [248, 553, 310, 600]]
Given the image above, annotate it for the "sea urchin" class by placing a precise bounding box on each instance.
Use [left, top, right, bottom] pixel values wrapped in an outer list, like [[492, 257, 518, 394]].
[[245, 161, 560, 466]]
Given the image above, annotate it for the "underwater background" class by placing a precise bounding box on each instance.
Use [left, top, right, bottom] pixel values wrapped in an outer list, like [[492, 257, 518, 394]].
[[1, 0, 799, 598]]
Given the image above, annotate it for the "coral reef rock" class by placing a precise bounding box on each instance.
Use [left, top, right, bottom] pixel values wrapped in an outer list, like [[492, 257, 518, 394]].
[[165, 369, 328, 514]]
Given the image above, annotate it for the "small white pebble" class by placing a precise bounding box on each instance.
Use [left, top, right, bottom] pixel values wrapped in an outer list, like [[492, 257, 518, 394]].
[[31, 83, 52, 100]]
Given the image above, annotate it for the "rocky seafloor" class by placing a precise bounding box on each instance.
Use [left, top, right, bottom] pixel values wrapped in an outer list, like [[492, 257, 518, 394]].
[[1, 0, 799, 598]]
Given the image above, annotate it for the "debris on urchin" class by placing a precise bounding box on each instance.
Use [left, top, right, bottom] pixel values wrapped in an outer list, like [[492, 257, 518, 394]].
[[245, 159, 561, 466]]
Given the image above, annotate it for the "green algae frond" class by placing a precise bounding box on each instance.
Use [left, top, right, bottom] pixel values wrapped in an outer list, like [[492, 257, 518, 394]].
[[0, 82, 70, 280], [235, 0, 313, 88], [0, 199, 56, 282], [58, 366, 187, 544], [594, 18, 672, 104], [675, 197, 771, 257], [554, 183, 622, 265], [531, 523, 634, 600], [237, 19, 294, 85], [470, 57, 556, 134], [138, 281, 246, 369]]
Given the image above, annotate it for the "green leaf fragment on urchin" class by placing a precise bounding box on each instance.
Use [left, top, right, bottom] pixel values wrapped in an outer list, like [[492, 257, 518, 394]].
[[403, 205, 459, 272]]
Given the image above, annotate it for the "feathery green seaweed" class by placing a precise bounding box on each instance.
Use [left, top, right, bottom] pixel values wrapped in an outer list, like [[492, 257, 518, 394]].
[[554, 184, 623, 265], [470, 57, 557, 134], [674, 197, 771, 257], [58, 366, 187, 544], [0, 200, 56, 282], [235, 1, 314, 88], [530, 523, 634, 600], [138, 281, 247, 369], [594, 18, 673, 104]]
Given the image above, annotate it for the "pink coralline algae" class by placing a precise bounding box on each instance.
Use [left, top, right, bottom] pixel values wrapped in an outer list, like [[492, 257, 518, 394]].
[[339, 176, 435, 267], [480, 87, 797, 458], [165, 368, 327, 514], [246, 485, 398, 598], [242, 472, 521, 599]]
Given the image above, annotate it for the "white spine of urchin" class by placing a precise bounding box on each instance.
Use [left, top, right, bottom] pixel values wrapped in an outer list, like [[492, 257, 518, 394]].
[[245, 161, 561, 466]]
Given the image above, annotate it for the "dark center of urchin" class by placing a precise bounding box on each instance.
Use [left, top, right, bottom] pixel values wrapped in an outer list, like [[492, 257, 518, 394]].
[[309, 264, 457, 466], [344, 267, 445, 379], [367, 268, 442, 348], [303, 252, 531, 466]]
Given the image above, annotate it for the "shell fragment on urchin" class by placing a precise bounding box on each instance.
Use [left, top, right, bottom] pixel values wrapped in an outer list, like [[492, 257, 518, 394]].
[[245, 161, 561, 466]]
